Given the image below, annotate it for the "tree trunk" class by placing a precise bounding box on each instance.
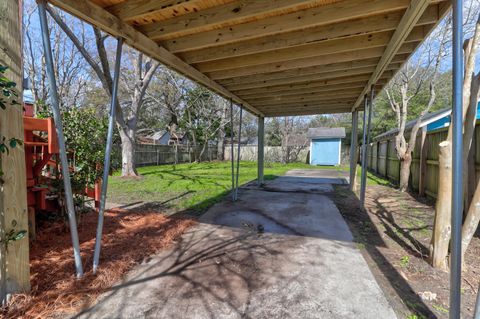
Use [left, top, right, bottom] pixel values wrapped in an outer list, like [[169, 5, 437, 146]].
[[119, 129, 138, 177], [217, 132, 225, 160], [399, 154, 412, 192], [462, 181, 480, 260], [430, 141, 452, 270]]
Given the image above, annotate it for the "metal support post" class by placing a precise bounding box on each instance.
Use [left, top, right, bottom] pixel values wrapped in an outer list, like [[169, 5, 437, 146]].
[[450, 1, 463, 318], [367, 87, 375, 147], [93, 37, 123, 273], [230, 99, 235, 201], [234, 106, 243, 201], [359, 95, 369, 206], [257, 116, 265, 186], [38, 0, 83, 278], [475, 284, 480, 319], [349, 111, 358, 191]]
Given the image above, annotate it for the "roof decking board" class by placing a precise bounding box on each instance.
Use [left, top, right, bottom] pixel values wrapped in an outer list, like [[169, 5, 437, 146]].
[[47, 0, 449, 117], [158, 0, 417, 52], [106, 0, 234, 25], [138, 0, 341, 41], [177, 5, 441, 64]]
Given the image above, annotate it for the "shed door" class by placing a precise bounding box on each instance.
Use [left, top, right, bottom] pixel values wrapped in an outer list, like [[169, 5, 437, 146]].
[[311, 138, 340, 166]]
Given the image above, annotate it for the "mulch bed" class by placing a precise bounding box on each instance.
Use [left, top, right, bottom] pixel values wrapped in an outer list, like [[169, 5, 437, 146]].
[[330, 184, 480, 319], [2, 207, 195, 318]]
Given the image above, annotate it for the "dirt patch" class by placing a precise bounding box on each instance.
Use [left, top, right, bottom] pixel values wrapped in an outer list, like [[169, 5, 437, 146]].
[[330, 185, 479, 319], [3, 208, 195, 318]]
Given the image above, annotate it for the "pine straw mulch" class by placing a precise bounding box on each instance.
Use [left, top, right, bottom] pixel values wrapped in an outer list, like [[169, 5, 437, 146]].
[[2, 207, 196, 319]]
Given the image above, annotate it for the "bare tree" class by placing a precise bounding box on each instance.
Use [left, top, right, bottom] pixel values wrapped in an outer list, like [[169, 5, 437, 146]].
[[118, 48, 159, 175], [216, 98, 229, 160], [23, 3, 89, 108], [384, 20, 449, 192], [46, 6, 158, 176]]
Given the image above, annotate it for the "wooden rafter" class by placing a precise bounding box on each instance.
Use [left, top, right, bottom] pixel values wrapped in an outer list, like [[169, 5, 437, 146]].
[[47, 0, 449, 116], [159, 0, 414, 52], [47, 0, 263, 116], [177, 4, 441, 63], [192, 28, 427, 73], [139, 0, 341, 41]]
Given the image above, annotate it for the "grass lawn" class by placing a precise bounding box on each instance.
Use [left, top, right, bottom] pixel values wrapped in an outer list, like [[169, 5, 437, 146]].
[[108, 161, 325, 214], [356, 165, 393, 186]]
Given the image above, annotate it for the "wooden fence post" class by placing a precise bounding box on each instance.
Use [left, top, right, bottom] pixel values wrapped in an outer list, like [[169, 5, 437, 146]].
[[385, 139, 390, 180], [418, 127, 428, 196], [0, 0, 31, 296]]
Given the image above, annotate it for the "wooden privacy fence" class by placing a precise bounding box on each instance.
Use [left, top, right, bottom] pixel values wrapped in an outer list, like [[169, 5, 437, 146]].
[[224, 145, 309, 163], [134, 144, 218, 166], [224, 144, 351, 164], [367, 124, 480, 199]]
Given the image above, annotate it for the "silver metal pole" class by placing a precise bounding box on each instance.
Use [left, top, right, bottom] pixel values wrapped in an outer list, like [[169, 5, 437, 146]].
[[38, 0, 83, 278], [474, 284, 480, 319], [230, 99, 235, 201], [349, 111, 358, 191], [93, 37, 123, 274], [367, 87, 374, 146], [235, 106, 243, 201], [359, 95, 369, 206], [450, 0, 463, 318], [257, 116, 265, 186]]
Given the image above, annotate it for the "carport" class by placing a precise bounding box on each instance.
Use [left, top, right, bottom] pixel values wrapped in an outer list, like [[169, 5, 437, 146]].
[[3, 0, 465, 317]]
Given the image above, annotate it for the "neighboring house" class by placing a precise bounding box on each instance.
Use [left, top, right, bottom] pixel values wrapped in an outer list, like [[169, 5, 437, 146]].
[[137, 130, 188, 145], [307, 127, 346, 166], [375, 103, 480, 141]]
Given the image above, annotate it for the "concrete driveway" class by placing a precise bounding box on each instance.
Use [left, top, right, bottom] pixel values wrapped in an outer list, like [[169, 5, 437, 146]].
[[76, 169, 396, 319]]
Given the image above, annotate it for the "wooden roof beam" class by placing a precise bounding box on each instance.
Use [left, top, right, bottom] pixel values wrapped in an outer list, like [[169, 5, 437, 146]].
[[159, 0, 415, 52], [233, 77, 389, 96], [210, 57, 382, 81], [247, 95, 363, 107], [236, 82, 371, 98], [220, 64, 401, 90], [46, 0, 263, 116], [255, 98, 357, 108], [139, 0, 340, 41], [106, 0, 203, 22], [237, 82, 380, 99], [178, 3, 442, 62], [192, 27, 427, 73], [265, 107, 353, 116], [205, 44, 418, 79], [244, 86, 364, 104]]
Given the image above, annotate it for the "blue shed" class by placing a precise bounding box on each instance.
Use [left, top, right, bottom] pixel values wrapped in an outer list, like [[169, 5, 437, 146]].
[[308, 127, 346, 166]]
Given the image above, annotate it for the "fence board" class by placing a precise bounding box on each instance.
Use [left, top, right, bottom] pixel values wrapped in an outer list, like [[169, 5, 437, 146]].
[[133, 144, 218, 167], [369, 125, 470, 199]]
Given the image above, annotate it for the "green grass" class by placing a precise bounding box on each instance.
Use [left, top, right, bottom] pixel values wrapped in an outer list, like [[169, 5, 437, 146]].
[[355, 165, 392, 186], [108, 161, 323, 214]]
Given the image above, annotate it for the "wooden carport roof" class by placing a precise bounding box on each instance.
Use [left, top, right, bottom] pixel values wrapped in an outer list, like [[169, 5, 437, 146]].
[[46, 0, 450, 117]]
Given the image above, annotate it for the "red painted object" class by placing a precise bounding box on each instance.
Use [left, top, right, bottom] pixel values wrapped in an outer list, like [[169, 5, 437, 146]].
[[24, 104, 101, 238]]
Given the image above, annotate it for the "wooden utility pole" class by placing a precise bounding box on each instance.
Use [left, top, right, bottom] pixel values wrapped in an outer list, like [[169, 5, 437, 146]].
[[0, 0, 31, 299]]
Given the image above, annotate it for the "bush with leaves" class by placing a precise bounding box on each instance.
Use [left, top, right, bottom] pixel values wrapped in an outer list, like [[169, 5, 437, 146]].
[[38, 105, 120, 211]]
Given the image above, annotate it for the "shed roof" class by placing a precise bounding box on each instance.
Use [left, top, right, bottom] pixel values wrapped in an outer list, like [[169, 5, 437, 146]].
[[47, 0, 450, 117], [308, 127, 346, 139]]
